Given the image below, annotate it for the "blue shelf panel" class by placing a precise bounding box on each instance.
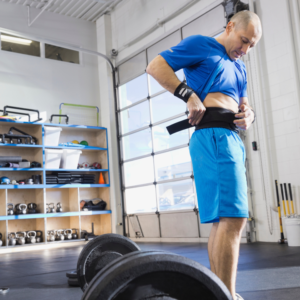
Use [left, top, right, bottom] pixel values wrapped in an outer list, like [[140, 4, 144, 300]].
[[44, 184, 110, 188], [80, 210, 112, 216], [0, 120, 107, 130], [0, 210, 112, 220], [45, 169, 108, 172], [44, 146, 107, 151], [0, 168, 43, 171], [43, 123, 107, 130], [0, 144, 43, 148], [0, 184, 43, 189], [0, 184, 110, 189]]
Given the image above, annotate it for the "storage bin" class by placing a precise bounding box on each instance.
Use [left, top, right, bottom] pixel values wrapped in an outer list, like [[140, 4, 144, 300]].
[[45, 149, 63, 169], [284, 217, 300, 247], [60, 149, 82, 169], [44, 126, 62, 146]]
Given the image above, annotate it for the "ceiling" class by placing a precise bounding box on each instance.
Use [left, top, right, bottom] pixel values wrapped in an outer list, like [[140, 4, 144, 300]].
[[2, 0, 123, 23]]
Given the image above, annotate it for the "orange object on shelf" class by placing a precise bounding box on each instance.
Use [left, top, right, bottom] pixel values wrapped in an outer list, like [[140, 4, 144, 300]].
[[99, 172, 105, 184]]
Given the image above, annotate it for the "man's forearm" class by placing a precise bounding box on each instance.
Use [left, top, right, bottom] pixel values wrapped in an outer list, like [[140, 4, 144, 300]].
[[146, 55, 182, 94]]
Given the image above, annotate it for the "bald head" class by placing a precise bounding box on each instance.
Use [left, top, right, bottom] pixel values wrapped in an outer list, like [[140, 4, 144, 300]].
[[230, 11, 262, 36]]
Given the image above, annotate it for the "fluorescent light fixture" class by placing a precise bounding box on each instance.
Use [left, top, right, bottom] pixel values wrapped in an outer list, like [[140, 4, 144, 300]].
[[1, 35, 32, 45]]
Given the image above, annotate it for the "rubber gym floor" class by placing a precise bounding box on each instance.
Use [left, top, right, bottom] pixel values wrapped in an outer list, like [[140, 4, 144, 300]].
[[0, 242, 299, 299]]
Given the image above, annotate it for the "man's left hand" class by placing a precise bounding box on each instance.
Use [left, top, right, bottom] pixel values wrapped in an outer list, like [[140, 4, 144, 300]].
[[233, 104, 254, 130]]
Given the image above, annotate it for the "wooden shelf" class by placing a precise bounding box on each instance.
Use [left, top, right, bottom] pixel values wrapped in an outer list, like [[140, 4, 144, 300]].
[[0, 121, 112, 251]]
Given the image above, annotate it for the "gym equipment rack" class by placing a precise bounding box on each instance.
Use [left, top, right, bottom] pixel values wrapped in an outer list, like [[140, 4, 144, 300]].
[[0, 120, 112, 252]]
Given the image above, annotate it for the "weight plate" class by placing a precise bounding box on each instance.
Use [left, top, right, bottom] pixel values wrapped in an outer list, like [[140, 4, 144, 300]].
[[68, 278, 80, 287], [82, 251, 233, 300], [66, 270, 78, 279], [77, 233, 141, 292]]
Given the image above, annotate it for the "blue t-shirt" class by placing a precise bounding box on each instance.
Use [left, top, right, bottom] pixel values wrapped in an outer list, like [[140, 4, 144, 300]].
[[159, 35, 247, 104]]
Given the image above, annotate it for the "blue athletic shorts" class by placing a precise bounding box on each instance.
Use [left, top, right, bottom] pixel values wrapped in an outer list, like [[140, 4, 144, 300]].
[[189, 127, 248, 223]]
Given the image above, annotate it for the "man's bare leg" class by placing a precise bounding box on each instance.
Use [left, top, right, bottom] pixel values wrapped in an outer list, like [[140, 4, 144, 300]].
[[211, 217, 247, 299], [208, 222, 219, 274]]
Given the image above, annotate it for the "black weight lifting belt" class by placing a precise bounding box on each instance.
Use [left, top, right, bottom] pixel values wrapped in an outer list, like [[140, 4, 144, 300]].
[[166, 107, 240, 135]]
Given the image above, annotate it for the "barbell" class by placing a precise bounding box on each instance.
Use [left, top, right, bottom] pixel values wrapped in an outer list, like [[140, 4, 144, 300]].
[[68, 234, 233, 300]]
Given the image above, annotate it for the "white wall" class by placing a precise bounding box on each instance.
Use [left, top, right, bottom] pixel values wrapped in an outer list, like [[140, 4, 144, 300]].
[[98, 0, 300, 242], [246, 0, 300, 242], [0, 2, 100, 126]]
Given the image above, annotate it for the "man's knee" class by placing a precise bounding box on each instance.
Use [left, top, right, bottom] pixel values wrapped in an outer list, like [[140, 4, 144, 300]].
[[219, 217, 247, 233]]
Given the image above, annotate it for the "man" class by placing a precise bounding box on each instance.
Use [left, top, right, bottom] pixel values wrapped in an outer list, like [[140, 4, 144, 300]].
[[146, 10, 262, 300]]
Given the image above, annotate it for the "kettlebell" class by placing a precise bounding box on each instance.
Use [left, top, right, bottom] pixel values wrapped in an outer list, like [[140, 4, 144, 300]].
[[35, 230, 43, 243], [8, 232, 16, 246], [0, 233, 3, 247], [7, 203, 14, 215], [26, 231, 36, 244], [27, 203, 37, 214], [16, 203, 27, 214], [64, 229, 72, 240], [49, 203, 55, 213], [56, 202, 63, 213], [16, 231, 26, 245], [47, 231, 55, 242], [55, 229, 65, 241], [72, 229, 78, 239], [46, 203, 49, 213]]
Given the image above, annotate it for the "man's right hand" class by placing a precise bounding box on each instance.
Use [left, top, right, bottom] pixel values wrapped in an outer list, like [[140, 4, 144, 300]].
[[187, 93, 206, 126]]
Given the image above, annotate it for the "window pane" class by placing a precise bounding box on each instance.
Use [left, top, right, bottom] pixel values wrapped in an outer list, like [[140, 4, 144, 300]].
[[125, 185, 157, 213], [45, 44, 79, 64], [124, 156, 154, 187], [153, 116, 189, 152], [120, 101, 150, 134], [122, 128, 152, 160], [1, 33, 40, 57], [119, 74, 148, 109], [176, 69, 184, 81], [155, 147, 192, 181], [148, 70, 184, 96], [158, 179, 195, 211], [151, 91, 186, 123]]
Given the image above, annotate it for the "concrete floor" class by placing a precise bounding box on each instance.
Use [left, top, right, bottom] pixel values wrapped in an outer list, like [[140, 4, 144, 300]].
[[0, 242, 299, 299]]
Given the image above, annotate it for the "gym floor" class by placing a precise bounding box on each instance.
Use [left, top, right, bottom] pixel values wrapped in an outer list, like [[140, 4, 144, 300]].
[[0, 242, 299, 300]]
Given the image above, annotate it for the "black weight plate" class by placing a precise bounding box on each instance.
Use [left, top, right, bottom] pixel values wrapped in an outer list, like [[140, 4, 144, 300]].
[[66, 270, 78, 279], [82, 252, 233, 300], [77, 233, 140, 292], [68, 278, 80, 287]]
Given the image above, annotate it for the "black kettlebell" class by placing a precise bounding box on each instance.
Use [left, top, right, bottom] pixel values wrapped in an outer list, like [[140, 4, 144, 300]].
[[7, 203, 14, 215], [28, 203, 37, 214], [56, 202, 63, 213], [0, 233, 2, 247], [15, 203, 27, 214], [72, 229, 78, 239], [35, 230, 43, 243]]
